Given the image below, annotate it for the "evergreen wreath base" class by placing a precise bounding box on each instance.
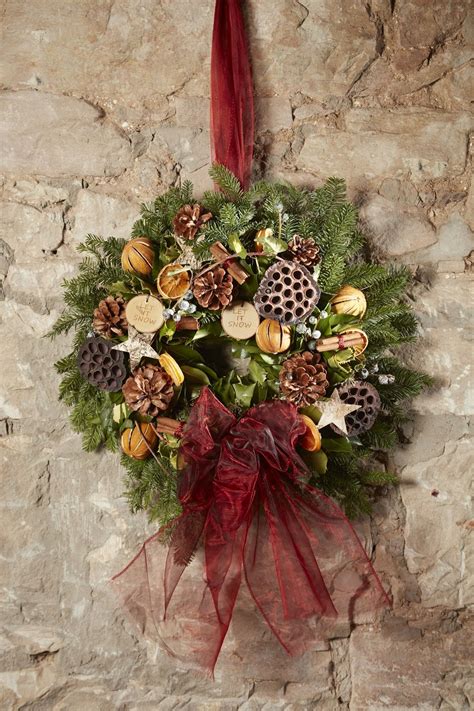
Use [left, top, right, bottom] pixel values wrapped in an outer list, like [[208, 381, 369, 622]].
[[50, 166, 430, 524]]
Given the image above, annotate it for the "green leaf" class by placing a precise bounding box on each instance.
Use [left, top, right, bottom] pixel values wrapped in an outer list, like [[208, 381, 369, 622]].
[[228, 233, 247, 258], [108, 281, 134, 296], [300, 405, 321, 423], [304, 450, 328, 475], [248, 359, 267, 384], [159, 320, 177, 340], [193, 323, 223, 340], [328, 314, 360, 331], [239, 273, 260, 299], [259, 353, 280, 365], [321, 437, 352, 454], [233, 382, 256, 408], [254, 382, 269, 403], [181, 365, 211, 385], [258, 230, 287, 255], [193, 362, 218, 380], [326, 349, 355, 367], [167, 344, 202, 363]]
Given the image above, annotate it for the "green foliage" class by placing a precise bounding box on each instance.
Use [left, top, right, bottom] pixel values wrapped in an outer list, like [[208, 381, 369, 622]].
[[132, 182, 194, 243], [50, 170, 430, 525], [208, 163, 243, 202], [370, 357, 433, 407], [48, 234, 126, 348], [122, 453, 181, 524]]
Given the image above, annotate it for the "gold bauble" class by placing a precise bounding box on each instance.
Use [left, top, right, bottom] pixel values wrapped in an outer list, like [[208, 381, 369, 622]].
[[121, 238, 155, 278], [121, 422, 158, 460], [299, 415, 322, 452], [255, 318, 291, 354], [330, 285, 367, 318]]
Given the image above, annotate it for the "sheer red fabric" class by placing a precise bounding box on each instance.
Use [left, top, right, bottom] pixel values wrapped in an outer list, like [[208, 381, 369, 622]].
[[113, 388, 390, 676], [210, 0, 254, 188]]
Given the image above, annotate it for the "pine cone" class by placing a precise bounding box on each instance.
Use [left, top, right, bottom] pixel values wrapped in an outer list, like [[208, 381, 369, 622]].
[[173, 204, 212, 240], [279, 351, 329, 406], [93, 296, 128, 338], [193, 266, 234, 311], [122, 364, 174, 417], [288, 235, 321, 268]]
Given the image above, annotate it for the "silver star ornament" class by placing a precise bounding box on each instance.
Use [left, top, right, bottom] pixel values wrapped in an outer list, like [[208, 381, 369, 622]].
[[316, 388, 361, 435], [111, 325, 159, 370]]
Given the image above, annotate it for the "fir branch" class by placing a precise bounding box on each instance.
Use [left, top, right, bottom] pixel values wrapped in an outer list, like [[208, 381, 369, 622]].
[[122, 455, 181, 524], [360, 420, 397, 450], [359, 469, 398, 486], [209, 164, 243, 201]]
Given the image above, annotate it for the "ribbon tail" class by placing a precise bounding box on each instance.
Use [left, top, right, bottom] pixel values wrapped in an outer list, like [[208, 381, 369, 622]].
[[111, 530, 169, 644], [210, 0, 254, 188], [244, 479, 390, 656], [164, 510, 207, 615], [111, 521, 238, 678], [202, 518, 250, 672]]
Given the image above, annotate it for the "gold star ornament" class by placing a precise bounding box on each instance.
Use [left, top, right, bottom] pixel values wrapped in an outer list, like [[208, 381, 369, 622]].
[[315, 388, 361, 435], [111, 325, 159, 370]]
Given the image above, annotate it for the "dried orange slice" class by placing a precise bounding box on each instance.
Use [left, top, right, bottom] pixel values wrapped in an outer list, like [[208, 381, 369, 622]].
[[299, 414, 322, 452], [158, 353, 184, 386], [157, 263, 191, 300]]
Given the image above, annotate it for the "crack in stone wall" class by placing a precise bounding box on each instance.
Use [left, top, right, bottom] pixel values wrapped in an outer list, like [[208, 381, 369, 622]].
[[0, 0, 473, 708]]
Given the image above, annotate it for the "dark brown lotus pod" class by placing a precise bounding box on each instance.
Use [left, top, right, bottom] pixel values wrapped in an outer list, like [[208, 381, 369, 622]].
[[331, 380, 381, 437], [77, 336, 128, 392], [254, 260, 320, 324]]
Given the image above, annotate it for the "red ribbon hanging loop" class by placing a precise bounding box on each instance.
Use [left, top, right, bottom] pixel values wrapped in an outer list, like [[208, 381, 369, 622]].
[[210, 0, 254, 188]]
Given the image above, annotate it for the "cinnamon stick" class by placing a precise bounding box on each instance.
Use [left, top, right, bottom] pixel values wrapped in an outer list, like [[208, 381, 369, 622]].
[[209, 242, 249, 285], [175, 316, 199, 331], [316, 333, 366, 353]]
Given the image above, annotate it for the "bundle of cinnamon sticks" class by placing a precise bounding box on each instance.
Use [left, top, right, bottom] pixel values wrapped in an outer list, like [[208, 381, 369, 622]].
[[316, 331, 367, 353]]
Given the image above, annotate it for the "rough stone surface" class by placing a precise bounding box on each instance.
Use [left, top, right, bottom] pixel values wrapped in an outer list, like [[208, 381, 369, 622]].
[[0, 1, 473, 709], [68, 190, 139, 245], [0, 92, 133, 177]]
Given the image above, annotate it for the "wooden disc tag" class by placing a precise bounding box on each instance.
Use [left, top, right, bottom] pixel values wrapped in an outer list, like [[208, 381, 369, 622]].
[[125, 295, 164, 334], [221, 301, 260, 340]]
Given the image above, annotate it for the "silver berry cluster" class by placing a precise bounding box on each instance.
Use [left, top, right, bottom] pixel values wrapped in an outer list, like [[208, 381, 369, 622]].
[[163, 291, 197, 323], [359, 362, 395, 384], [296, 310, 329, 350]]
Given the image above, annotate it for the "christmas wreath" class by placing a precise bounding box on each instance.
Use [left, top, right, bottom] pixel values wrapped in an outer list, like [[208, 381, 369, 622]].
[[51, 164, 429, 523]]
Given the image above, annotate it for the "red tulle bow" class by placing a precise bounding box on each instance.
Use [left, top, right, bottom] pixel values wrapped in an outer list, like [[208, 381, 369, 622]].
[[113, 388, 390, 675], [210, 0, 254, 188]]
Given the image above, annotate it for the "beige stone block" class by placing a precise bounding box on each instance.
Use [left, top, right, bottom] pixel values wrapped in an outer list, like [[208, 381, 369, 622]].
[[299, 109, 473, 182], [68, 190, 139, 245], [410, 273, 473, 417], [350, 619, 473, 710], [400, 440, 473, 607], [0, 202, 64, 257], [255, 97, 293, 132], [0, 92, 132, 177], [359, 195, 436, 256]]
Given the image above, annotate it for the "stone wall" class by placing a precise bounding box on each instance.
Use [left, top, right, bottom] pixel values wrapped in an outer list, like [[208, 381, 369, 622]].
[[0, 1, 472, 708]]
